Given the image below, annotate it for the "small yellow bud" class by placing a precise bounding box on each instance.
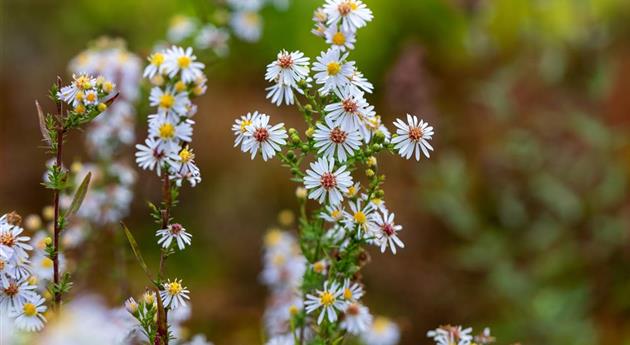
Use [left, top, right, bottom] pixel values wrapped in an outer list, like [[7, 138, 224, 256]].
[[295, 187, 307, 199], [305, 127, 315, 138], [143, 291, 156, 305], [44, 237, 53, 246], [367, 156, 377, 167], [288, 304, 299, 316], [27, 276, 39, 286], [365, 169, 375, 177], [151, 75, 164, 86], [74, 104, 86, 114], [97, 103, 108, 112], [174, 81, 187, 92]]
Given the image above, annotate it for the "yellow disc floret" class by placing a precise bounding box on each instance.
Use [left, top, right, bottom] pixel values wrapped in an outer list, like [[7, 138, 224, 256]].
[[177, 55, 191, 69], [327, 61, 341, 76], [319, 291, 335, 306], [167, 281, 183, 296], [159, 93, 175, 109], [23, 303, 37, 317], [332, 32, 346, 46], [158, 123, 176, 139], [150, 53, 165, 66], [353, 211, 366, 224]]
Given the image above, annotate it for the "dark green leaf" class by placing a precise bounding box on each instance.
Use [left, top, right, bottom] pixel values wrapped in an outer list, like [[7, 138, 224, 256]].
[[64, 172, 91, 218]]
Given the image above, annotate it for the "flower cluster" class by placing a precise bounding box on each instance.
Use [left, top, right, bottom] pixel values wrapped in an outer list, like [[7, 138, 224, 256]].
[[0, 212, 47, 332], [427, 325, 496, 345], [57, 74, 116, 120], [163, 0, 291, 59], [232, 1, 435, 343], [136, 45, 205, 187]]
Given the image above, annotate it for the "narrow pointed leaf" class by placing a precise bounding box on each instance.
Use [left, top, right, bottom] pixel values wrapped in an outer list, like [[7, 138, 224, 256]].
[[121, 222, 154, 282], [35, 100, 52, 145], [63, 172, 91, 218]]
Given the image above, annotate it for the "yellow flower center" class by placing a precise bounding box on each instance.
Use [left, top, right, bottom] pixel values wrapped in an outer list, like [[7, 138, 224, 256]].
[[347, 186, 357, 197], [327, 61, 341, 76], [150, 53, 165, 66], [320, 291, 335, 306], [343, 287, 353, 300], [272, 254, 286, 266], [371, 198, 382, 206], [159, 93, 175, 109], [179, 147, 193, 162], [332, 32, 346, 46], [177, 56, 191, 69], [41, 257, 53, 268], [331, 209, 342, 220], [86, 92, 97, 103], [313, 261, 325, 273], [240, 119, 252, 133], [288, 304, 299, 315], [74, 104, 86, 114], [245, 12, 260, 25], [373, 317, 389, 333], [27, 276, 38, 286], [23, 303, 37, 317], [353, 211, 366, 224], [175, 81, 187, 92], [103, 81, 114, 93], [167, 281, 182, 296], [264, 230, 282, 247], [75, 91, 84, 102], [159, 123, 176, 139]]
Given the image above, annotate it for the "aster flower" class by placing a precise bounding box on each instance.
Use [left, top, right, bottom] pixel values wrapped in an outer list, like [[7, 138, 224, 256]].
[[57, 74, 97, 106], [135, 137, 177, 176], [369, 209, 404, 254], [361, 316, 400, 345], [344, 199, 374, 236], [313, 118, 362, 162], [10, 294, 47, 332], [232, 111, 262, 148], [303, 157, 353, 205], [427, 325, 474, 345], [325, 25, 356, 51], [305, 280, 345, 324], [241, 113, 288, 161], [324, 87, 374, 133], [169, 146, 201, 187], [341, 278, 364, 301], [265, 50, 310, 88], [196, 25, 230, 57], [162, 46, 205, 83], [149, 87, 191, 119], [348, 68, 374, 94], [340, 302, 372, 335], [144, 52, 166, 79], [231, 10, 263, 42], [0, 279, 37, 311], [167, 15, 197, 43], [312, 48, 355, 95], [160, 279, 190, 310], [266, 82, 299, 106], [148, 117, 193, 151], [0, 223, 32, 261], [156, 223, 192, 250], [320, 205, 345, 223], [391, 114, 434, 161], [323, 0, 373, 33]]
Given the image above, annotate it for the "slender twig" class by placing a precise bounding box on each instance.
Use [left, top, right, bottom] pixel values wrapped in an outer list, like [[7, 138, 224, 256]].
[[52, 76, 65, 310]]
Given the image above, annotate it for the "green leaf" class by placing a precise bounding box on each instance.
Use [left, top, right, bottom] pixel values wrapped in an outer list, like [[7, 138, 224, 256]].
[[63, 172, 91, 218], [121, 222, 155, 283]]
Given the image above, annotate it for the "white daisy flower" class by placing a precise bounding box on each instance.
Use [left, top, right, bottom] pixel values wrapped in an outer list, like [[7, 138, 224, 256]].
[[312, 48, 355, 95], [232, 112, 261, 148], [391, 114, 434, 161], [241, 114, 288, 161], [324, 87, 374, 133], [320, 205, 345, 223], [261, 252, 306, 290], [361, 316, 400, 345], [160, 279, 190, 310], [266, 50, 310, 88], [325, 26, 356, 51], [196, 25, 230, 57], [340, 302, 372, 335], [345, 181, 361, 198], [313, 118, 362, 162], [148, 117, 193, 151], [344, 199, 374, 236], [312, 259, 328, 275], [305, 280, 345, 324], [0, 279, 37, 311], [169, 147, 202, 187], [167, 16, 197, 43], [0, 224, 32, 261], [83, 89, 99, 106], [163, 46, 205, 84], [303, 157, 353, 206], [369, 209, 404, 254], [341, 278, 364, 301], [135, 137, 177, 176], [348, 69, 374, 94], [144, 52, 166, 79], [156, 223, 192, 250], [323, 0, 373, 33], [427, 325, 473, 345], [149, 87, 191, 118], [231, 11, 263, 42], [10, 294, 47, 332], [58, 74, 96, 106]]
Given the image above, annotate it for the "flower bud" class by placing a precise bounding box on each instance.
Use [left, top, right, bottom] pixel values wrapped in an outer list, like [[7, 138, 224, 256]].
[[365, 169, 375, 177], [366, 156, 377, 167], [44, 237, 53, 246], [42, 206, 55, 221], [97, 103, 108, 112], [305, 127, 315, 138], [125, 297, 139, 315], [295, 187, 307, 199], [303, 104, 313, 115], [288, 128, 298, 136], [374, 130, 386, 143], [278, 209, 295, 227], [143, 291, 156, 305], [291, 135, 301, 145]]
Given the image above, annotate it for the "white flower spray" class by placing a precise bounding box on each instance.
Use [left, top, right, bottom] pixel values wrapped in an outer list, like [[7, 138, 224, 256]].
[[123, 45, 206, 345], [232, 1, 435, 343]]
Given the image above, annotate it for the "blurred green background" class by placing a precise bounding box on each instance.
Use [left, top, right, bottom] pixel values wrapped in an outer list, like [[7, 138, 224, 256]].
[[2, 0, 630, 344]]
